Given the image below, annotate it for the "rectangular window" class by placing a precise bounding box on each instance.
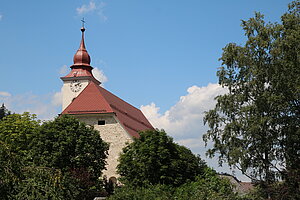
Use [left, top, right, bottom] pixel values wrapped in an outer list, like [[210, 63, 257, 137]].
[[98, 120, 105, 125]]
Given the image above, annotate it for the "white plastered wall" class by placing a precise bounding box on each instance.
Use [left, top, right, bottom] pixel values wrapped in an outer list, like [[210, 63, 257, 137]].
[[61, 79, 89, 111], [76, 114, 133, 179]]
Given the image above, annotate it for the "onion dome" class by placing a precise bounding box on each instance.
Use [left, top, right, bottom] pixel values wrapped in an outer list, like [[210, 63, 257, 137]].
[[72, 27, 91, 67]]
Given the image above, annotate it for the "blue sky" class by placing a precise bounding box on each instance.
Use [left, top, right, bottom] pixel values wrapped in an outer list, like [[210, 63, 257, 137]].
[[0, 0, 291, 181]]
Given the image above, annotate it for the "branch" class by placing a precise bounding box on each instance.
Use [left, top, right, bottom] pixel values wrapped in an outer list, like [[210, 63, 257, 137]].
[[233, 164, 259, 182]]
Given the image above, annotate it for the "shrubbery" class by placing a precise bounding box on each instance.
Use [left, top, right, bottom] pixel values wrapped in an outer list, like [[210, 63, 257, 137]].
[[108, 168, 241, 200], [107, 184, 174, 200]]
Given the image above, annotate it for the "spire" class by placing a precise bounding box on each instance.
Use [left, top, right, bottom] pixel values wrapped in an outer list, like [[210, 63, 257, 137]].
[[72, 25, 91, 67]]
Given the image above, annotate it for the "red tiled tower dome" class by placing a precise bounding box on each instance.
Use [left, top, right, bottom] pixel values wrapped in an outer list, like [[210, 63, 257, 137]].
[[62, 27, 97, 80], [73, 27, 91, 67]]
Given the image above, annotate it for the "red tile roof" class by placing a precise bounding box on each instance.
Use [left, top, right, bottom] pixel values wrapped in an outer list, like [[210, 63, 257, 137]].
[[62, 81, 154, 137], [63, 67, 94, 78], [239, 182, 254, 193]]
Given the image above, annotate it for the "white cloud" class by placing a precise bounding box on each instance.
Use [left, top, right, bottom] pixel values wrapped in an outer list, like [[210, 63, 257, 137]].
[[97, 2, 107, 21], [77, 1, 96, 15], [76, 1, 107, 21], [0, 92, 61, 121], [0, 14, 3, 21], [177, 137, 204, 149], [140, 83, 250, 181], [141, 83, 227, 139], [59, 65, 69, 75], [92, 67, 108, 84], [51, 91, 62, 107], [0, 91, 11, 97]]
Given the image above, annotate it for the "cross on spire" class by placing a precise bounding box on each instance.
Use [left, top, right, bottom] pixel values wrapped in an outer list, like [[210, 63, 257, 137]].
[[81, 18, 86, 28]]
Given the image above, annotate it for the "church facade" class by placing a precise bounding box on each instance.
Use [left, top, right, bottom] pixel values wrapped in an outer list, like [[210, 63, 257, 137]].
[[60, 27, 153, 179]]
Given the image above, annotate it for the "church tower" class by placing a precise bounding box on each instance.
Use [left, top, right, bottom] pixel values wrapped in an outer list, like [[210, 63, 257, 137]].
[[61, 27, 100, 111], [61, 27, 153, 180]]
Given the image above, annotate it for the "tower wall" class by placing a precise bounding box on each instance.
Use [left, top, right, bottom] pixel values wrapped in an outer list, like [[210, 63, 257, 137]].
[[61, 79, 89, 110]]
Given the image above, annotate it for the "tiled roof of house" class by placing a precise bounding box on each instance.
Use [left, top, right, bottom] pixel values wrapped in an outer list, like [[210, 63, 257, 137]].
[[239, 182, 254, 193], [219, 174, 254, 194], [62, 81, 154, 137]]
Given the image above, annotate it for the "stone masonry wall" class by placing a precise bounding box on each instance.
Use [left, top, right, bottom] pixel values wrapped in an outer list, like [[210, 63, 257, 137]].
[[76, 114, 133, 180]]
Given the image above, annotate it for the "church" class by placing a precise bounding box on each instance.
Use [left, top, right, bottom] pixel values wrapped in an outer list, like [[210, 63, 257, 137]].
[[60, 26, 154, 180]]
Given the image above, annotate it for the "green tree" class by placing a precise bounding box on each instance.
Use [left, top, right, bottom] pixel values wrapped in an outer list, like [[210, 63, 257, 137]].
[[175, 168, 239, 200], [117, 130, 207, 187], [0, 103, 11, 120], [0, 112, 40, 157], [107, 184, 174, 200], [108, 168, 240, 200], [14, 166, 81, 200], [203, 0, 300, 198], [29, 115, 109, 199], [0, 113, 40, 200], [0, 141, 22, 200], [0, 113, 109, 199]]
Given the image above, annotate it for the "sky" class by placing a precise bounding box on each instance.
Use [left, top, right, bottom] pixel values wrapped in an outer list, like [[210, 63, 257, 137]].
[[0, 0, 292, 181]]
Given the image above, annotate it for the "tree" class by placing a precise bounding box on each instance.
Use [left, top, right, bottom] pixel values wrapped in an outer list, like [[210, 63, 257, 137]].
[[0, 113, 109, 199], [0, 113, 39, 200], [107, 184, 174, 200], [117, 130, 207, 187], [0, 112, 40, 157], [0, 103, 11, 120], [0, 141, 23, 200], [203, 0, 300, 198], [108, 168, 240, 200], [29, 115, 109, 199], [174, 168, 239, 200]]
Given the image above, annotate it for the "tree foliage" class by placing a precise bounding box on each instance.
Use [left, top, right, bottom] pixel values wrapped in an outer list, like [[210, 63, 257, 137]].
[[174, 168, 239, 200], [109, 168, 240, 200], [30, 115, 109, 182], [107, 184, 174, 200], [14, 167, 77, 200], [117, 130, 207, 187], [0, 113, 109, 200], [203, 0, 300, 197], [0, 103, 11, 120], [0, 113, 39, 157], [0, 141, 22, 199], [0, 113, 40, 200]]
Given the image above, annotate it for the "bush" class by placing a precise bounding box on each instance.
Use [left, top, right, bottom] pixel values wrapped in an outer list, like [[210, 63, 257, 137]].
[[175, 168, 239, 200], [108, 168, 241, 200], [107, 184, 174, 200]]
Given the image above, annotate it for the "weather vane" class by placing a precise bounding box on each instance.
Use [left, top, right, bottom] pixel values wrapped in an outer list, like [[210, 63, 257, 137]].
[[81, 18, 86, 28]]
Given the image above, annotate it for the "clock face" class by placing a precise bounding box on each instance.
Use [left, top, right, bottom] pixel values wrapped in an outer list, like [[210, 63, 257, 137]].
[[70, 80, 82, 92]]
